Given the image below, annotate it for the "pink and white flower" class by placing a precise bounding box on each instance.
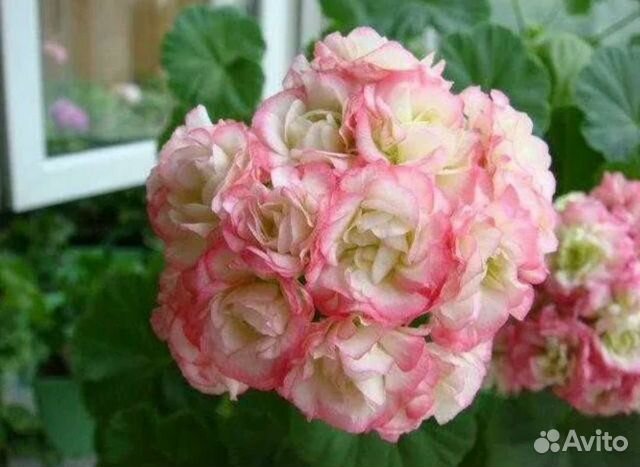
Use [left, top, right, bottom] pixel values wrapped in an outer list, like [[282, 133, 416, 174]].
[[148, 28, 559, 440], [253, 70, 354, 169], [183, 239, 314, 390], [280, 316, 434, 439], [492, 173, 640, 416], [222, 163, 335, 277], [312, 27, 420, 82], [307, 163, 453, 325], [147, 106, 263, 267]]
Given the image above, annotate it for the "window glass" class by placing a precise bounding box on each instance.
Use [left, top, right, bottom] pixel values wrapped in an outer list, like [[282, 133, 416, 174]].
[[40, 0, 255, 156]]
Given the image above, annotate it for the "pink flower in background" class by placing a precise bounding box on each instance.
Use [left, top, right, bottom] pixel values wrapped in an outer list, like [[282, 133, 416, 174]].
[[43, 40, 68, 65], [147, 27, 558, 440], [50, 98, 90, 133], [492, 174, 640, 416]]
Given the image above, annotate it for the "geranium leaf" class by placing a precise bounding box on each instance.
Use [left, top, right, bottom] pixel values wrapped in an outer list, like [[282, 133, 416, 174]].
[[97, 405, 169, 467], [536, 33, 593, 108], [575, 46, 640, 161], [319, 0, 489, 41], [71, 258, 169, 419], [288, 407, 477, 467], [162, 5, 265, 122], [439, 25, 552, 134]]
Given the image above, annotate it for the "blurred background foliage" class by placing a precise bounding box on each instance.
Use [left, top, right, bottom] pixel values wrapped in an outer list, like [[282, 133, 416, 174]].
[[1, 0, 639, 466]]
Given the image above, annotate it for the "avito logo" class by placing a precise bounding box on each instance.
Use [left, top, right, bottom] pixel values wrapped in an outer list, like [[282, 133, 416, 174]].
[[534, 429, 628, 454]]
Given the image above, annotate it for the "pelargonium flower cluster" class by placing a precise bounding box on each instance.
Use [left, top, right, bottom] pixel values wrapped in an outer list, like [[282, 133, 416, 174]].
[[147, 27, 556, 441], [493, 173, 640, 415]]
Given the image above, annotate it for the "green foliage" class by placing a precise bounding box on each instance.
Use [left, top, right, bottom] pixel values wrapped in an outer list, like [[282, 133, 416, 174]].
[[33, 378, 95, 458], [319, 0, 490, 44], [70, 252, 478, 467], [45, 78, 172, 156], [289, 408, 477, 467], [0, 186, 159, 462], [5, 1, 639, 466], [71, 257, 168, 420], [536, 32, 593, 108], [0, 403, 58, 465], [440, 25, 552, 134], [162, 5, 265, 123], [0, 254, 52, 374], [575, 46, 640, 162]]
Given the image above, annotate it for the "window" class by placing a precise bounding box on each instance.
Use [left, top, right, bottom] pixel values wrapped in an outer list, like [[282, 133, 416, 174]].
[[1, 0, 299, 211]]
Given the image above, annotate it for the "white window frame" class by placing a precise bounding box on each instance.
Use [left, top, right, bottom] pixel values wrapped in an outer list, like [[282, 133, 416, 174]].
[[1, 0, 299, 212]]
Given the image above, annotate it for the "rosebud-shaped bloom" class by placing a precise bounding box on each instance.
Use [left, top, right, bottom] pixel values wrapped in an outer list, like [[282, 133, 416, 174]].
[[492, 173, 640, 416], [222, 163, 336, 277], [592, 172, 640, 248], [179, 239, 314, 390], [151, 268, 247, 399], [352, 66, 475, 174], [492, 306, 585, 394], [307, 163, 453, 325], [160, 315, 248, 398], [462, 87, 558, 264], [551, 193, 633, 290], [312, 27, 419, 82], [559, 344, 640, 416], [427, 341, 491, 423], [280, 316, 434, 439], [593, 279, 640, 373], [147, 106, 262, 267], [462, 88, 555, 202], [430, 180, 554, 351], [253, 70, 354, 169]]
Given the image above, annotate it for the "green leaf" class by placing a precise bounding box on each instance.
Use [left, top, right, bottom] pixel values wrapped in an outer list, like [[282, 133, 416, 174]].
[[439, 25, 552, 134], [162, 5, 265, 122], [319, 0, 490, 41], [546, 107, 605, 195], [99, 404, 227, 467], [216, 391, 294, 467], [71, 260, 169, 419], [575, 46, 640, 162], [289, 407, 477, 467], [98, 405, 169, 467], [536, 33, 593, 108], [157, 411, 226, 466], [33, 377, 95, 458], [2, 405, 41, 435]]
